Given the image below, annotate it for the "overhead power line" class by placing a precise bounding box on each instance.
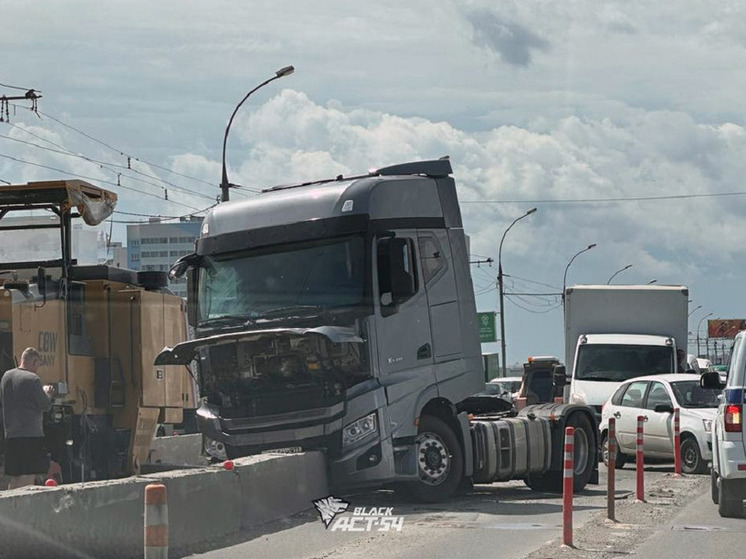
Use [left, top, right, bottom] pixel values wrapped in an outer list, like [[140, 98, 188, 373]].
[[11, 104, 261, 193], [0, 151, 202, 211], [0, 82, 37, 92], [461, 191, 746, 205], [0, 131, 216, 201]]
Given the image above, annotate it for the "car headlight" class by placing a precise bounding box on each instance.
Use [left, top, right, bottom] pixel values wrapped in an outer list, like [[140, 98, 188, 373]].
[[204, 436, 228, 461], [702, 419, 713, 432], [343, 413, 377, 446]]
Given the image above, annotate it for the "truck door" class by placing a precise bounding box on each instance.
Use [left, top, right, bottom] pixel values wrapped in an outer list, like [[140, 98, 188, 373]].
[[417, 231, 462, 367], [374, 232, 434, 378]]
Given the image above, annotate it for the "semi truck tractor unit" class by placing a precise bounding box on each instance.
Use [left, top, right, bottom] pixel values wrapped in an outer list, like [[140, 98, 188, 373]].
[[558, 285, 689, 418], [158, 158, 597, 501], [0, 180, 195, 483]]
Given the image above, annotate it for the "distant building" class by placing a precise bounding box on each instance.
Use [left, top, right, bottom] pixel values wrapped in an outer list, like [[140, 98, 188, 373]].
[[105, 241, 127, 268], [127, 217, 203, 297]]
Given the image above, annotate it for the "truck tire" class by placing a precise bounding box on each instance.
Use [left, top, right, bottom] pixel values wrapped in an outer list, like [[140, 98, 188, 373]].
[[525, 412, 595, 493], [680, 436, 706, 475], [718, 478, 743, 518], [601, 431, 627, 469], [405, 415, 464, 503], [711, 468, 719, 504]]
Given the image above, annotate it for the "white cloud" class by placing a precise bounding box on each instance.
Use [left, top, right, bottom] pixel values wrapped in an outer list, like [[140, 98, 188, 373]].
[[3, 0, 746, 361]]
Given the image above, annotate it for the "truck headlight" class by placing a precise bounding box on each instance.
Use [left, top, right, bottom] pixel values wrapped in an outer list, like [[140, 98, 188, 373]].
[[702, 419, 713, 432], [343, 413, 377, 447], [204, 436, 228, 461]]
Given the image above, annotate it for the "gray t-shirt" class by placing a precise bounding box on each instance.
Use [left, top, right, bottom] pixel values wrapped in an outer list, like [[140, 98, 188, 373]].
[[0, 367, 52, 439]]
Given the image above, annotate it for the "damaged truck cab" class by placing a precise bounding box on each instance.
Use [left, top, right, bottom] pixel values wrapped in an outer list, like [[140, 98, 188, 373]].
[[159, 159, 597, 500]]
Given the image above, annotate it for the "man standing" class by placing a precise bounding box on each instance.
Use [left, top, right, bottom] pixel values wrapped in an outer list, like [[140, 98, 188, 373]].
[[0, 348, 53, 489]]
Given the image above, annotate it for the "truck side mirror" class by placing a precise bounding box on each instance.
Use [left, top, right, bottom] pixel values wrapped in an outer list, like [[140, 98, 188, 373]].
[[186, 268, 198, 326], [36, 266, 47, 295], [389, 238, 416, 304], [700, 371, 724, 389], [553, 364, 568, 387], [35, 266, 48, 308]]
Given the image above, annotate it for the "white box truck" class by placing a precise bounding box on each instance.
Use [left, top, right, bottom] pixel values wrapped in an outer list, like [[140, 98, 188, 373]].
[[558, 285, 689, 418]]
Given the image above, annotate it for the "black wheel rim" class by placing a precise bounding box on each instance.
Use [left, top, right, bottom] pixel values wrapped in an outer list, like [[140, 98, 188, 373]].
[[682, 441, 698, 470]]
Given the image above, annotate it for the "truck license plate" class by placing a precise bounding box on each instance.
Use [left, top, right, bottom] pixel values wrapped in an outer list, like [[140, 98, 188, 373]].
[[261, 446, 302, 455]]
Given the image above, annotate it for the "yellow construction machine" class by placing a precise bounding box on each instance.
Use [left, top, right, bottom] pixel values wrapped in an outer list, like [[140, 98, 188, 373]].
[[0, 180, 195, 482]]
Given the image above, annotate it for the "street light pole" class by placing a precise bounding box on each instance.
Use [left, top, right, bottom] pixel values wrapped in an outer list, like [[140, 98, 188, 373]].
[[607, 264, 632, 284], [688, 304, 702, 318], [498, 208, 537, 376], [697, 312, 713, 357], [220, 65, 295, 202], [562, 244, 597, 302]]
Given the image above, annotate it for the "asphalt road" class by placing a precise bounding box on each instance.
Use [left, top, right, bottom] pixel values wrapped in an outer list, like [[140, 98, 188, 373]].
[[179, 463, 678, 559], [634, 487, 746, 558]]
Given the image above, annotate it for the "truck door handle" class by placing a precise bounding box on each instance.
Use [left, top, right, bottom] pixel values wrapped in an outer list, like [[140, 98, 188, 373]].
[[417, 344, 432, 360], [613, 412, 621, 419]]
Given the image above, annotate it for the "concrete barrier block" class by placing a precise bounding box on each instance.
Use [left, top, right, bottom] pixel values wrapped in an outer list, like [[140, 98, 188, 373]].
[[238, 451, 329, 528], [0, 477, 150, 558], [144, 466, 241, 548], [0, 451, 329, 558]]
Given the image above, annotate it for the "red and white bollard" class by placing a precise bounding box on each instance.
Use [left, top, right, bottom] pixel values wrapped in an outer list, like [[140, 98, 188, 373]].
[[607, 418, 616, 521], [144, 483, 168, 559], [673, 408, 682, 477], [562, 426, 574, 547], [636, 415, 645, 502]]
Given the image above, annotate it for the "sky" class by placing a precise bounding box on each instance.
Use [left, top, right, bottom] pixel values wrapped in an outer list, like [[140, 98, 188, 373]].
[[2, 0, 745, 366]]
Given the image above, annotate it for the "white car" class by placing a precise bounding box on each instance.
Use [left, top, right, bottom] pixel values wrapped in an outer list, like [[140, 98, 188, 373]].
[[599, 374, 719, 475], [705, 329, 746, 518], [481, 376, 523, 401]]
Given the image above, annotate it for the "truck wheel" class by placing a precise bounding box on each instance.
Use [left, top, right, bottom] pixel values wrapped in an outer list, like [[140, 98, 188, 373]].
[[711, 468, 719, 504], [601, 431, 627, 469], [718, 478, 743, 518], [406, 415, 464, 503], [680, 436, 706, 475], [525, 412, 595, 493]]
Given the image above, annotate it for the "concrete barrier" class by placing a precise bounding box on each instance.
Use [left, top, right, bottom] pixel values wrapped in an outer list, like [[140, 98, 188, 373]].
[[0, 451, 328, 559]]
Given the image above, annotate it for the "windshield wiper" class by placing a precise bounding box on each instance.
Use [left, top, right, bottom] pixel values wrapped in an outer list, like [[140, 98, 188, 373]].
[[199, 314, 256, 327], [578, 375, 617, 382], [254, 305, 328, 321]]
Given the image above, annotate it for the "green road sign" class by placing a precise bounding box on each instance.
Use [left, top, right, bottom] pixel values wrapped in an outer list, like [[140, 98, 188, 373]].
[[477, 311, 497, 343]]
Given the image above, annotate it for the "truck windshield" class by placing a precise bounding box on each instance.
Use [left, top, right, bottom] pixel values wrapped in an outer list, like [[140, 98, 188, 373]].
[[575, 344, 674, 382], [198, 236, 366, 324]]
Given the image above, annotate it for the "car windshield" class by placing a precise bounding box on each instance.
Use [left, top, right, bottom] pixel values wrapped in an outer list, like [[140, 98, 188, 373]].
[[575, 344, 674, 382], [670, 380, 721, 409], [198, 236, 367, 324]]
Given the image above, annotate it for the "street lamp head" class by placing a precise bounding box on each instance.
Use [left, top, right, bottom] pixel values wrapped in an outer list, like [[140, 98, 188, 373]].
[[526, 207, 538, 216], [275, 65, 295, 78], [648, 279, 657, 284], [587, 243, 597, 250]]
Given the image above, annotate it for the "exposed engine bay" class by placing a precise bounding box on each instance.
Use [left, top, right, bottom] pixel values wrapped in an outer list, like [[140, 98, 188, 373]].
[[200, 332, 370, 418]]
